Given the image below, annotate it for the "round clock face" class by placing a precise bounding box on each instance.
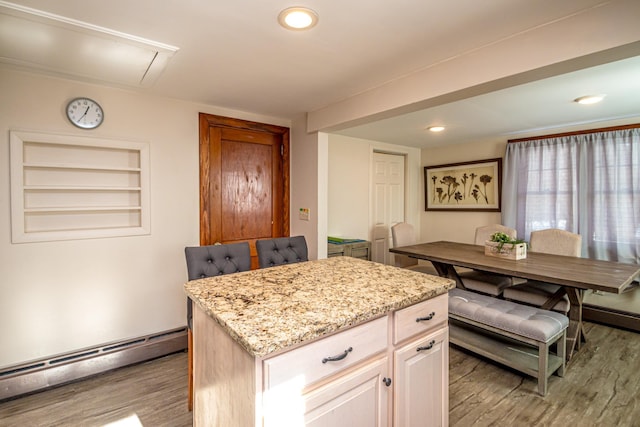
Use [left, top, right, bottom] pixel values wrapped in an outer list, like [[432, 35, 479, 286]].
[[66, 97, 104, 129]]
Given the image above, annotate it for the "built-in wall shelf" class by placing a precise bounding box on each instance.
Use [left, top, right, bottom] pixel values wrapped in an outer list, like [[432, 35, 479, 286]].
[[10, 131, 150, 243]]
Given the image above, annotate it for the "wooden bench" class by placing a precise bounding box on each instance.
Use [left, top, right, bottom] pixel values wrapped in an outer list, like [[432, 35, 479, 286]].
[[448, 288, 568, 396]]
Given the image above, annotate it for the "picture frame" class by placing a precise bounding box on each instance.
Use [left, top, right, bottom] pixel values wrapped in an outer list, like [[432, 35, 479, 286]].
[[424, 158, 502, 212]]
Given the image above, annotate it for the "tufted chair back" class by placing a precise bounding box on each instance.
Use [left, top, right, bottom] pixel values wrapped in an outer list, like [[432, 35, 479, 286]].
[[256, 235, 308, 268], [184, 242, 251, 329], [185, 242, 251, 280]]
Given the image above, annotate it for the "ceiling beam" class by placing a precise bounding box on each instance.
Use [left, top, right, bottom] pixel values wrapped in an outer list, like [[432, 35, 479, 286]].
[[307, 0, 640, 133]]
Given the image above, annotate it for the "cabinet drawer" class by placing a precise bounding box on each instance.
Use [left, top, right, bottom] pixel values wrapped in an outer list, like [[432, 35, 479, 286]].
[[264, 316, 388, 390], [394, 294, 448, 344]]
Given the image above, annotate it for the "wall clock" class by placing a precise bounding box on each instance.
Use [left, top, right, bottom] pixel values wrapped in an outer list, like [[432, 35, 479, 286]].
[[66, 97, 104, 129]]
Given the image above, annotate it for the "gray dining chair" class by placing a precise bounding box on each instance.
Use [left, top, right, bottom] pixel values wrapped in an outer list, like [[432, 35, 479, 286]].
[[256, 235, 308, 268], [457, 224, 524, 296], [503, 229, 581, 313], [184, 242, 251, 411], [391, 222, 438, 274]]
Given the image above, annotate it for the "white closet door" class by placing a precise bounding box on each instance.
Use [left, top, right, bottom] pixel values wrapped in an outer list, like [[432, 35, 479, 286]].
[[371, 152, 405, 264]]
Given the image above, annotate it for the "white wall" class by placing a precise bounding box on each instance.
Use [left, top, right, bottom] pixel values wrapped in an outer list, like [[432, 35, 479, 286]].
[[420, 139, 509, 244], [328, 134, 422, 242], [290, 117, 326, 260], [0, 69, 289, 367]]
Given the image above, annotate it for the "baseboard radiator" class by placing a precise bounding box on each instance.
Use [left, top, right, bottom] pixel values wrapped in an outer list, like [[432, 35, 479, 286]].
[[0, 327, 187, 401]]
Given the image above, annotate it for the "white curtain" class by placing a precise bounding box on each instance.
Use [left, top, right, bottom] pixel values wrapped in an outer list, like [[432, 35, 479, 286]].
[[503, 128, 640, 264]]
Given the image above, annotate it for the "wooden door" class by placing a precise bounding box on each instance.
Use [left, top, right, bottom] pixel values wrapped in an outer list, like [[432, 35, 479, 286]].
[[199, 113, 289, 269]]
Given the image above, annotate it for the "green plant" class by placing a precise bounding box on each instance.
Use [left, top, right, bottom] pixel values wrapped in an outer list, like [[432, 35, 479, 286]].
[[489, 232, 526, 251]]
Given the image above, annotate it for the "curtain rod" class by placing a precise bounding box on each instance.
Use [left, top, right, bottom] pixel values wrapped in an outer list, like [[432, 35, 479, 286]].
[[507, 123, 640, 144]]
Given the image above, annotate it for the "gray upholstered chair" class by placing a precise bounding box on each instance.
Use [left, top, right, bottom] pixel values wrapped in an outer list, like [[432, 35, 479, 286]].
[[391, 222, 438, 275], [503, 229, 581, 313], [185, 242, 252, 281], [458, 224, 523, 296], [184, 242, 251, 410], [256, 235, 308, 268]]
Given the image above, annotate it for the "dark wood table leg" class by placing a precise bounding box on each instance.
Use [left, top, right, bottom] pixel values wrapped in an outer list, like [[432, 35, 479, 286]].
[[430, 261, 466, 289]]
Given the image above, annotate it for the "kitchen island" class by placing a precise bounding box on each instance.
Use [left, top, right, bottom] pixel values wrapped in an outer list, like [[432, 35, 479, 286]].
[[184, 256, 454, 427]]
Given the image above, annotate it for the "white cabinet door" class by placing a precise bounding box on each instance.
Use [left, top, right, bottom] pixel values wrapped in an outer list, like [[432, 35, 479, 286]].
[[394, 327, 448, 427], [303, 357, 390, 427]]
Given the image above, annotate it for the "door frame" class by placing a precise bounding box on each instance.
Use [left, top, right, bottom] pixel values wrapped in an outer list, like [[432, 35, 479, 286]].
[[198, 113, 290, 245]]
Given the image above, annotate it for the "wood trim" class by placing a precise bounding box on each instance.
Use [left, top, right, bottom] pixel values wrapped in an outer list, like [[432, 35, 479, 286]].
[[199, 113, 289, 135], [198, 113, 290, 245], [281, 128, 290, 237], [507, 123, 640, 143], [583, 304, 640, 333], [198, 116, 211, 246]]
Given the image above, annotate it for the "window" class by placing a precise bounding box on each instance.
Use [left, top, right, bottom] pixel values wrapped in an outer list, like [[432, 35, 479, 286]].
[[503, 126, 640, 264], [10, 131, 150, 243]]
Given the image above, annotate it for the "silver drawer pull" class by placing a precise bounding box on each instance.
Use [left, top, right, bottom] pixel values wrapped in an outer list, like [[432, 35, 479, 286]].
[[416, 312, 435, 322], [322, 347, 353, 363], [416, 340, 436, 352]]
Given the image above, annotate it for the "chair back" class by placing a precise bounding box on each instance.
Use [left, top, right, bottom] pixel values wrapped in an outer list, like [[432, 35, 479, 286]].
[[391, 222, 417, 247], [391, 222, 418, 268], [185, 242, 252, 280], [474, 224, 516, 245], [256, 236, 308, 268], [184, 242, 251, 330], [529, 229, 581, 257]]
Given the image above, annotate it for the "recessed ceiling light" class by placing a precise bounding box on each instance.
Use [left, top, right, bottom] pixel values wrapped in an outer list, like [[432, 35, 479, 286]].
[[574, 95, 606, 105], [427, 126, 445, 132], [278, 7, 319, 30]]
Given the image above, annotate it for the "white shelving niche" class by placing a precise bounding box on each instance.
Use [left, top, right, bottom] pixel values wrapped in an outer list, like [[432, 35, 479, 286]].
[[10, 131, 150, 243]]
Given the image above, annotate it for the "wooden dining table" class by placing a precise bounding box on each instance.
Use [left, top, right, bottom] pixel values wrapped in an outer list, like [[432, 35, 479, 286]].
[[390, 241, 640, 360]]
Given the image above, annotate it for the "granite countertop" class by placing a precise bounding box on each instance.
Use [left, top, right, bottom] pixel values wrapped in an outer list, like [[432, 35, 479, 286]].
[[184, 256, 454, 358]]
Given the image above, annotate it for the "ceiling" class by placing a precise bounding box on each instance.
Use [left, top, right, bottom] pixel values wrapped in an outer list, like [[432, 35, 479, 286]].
[[1, 0, 639, 148], [337, 55, 640, 147]]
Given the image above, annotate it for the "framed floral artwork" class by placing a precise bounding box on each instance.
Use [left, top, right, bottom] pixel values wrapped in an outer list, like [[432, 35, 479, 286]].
[[424, 158, 502, 211]]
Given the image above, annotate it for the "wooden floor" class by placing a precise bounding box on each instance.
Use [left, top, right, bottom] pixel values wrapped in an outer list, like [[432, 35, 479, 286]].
[[0, 352, 193, 427], [1, 321, 639, 426], [450, 321, 640, 426]]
